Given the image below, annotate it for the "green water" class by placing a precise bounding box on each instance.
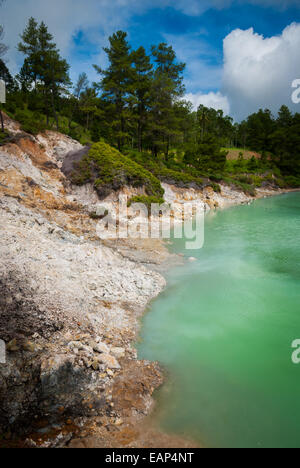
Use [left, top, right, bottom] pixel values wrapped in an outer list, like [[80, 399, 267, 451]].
[[137, 193, 300, 448]]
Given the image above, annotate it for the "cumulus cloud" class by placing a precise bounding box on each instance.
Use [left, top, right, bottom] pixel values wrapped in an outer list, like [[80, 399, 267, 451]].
[[223, 23, 300, 119], [185, 91, 230, 114]]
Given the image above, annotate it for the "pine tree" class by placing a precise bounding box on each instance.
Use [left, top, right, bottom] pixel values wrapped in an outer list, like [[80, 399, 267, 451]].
[[18, 18, 40, 89], [149, 43, 185, 157], [18, 18, 71, 129], [68, 73, 89, 131], [131, 46, 152, 152], [94, 31, 133, 151]]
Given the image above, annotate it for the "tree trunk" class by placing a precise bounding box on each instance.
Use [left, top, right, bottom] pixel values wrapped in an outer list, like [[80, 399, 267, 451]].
[[138, 120, 142, 152], [51, 90, 59, 131], [0, 109, 4, 132], [44, 90, 50, 127]]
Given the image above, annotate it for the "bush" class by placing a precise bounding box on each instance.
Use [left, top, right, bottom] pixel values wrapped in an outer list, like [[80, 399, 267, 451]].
[[125, 149, 204, 189], [210, 174, 223, 183], [14, 109, 47, 135], [0, 129, 11, 145], [89, 210, 108, 220], [283, 176, 300, 188], [128, 195, 165, 211], [238, 182, 256, 197], [209, 182, 221, 193], [251, 175, 263, 187], [71, 141, 165, 200], [237, 175, 253, 185], [155, 167, 203, 187]]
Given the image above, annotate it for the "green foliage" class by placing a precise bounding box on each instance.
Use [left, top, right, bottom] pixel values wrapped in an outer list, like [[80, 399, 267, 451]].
[[0, 129, 10, 145], [154, 167, 203, 187], [282, 176, 300, 188], [237, 175, 253, 185], [89, 210, 108, 220], [184, 133, 227, 173], [18, 18, 71, 129], [71, 141, 165, 200], [14, 109, 47, 134], [209, 182, 221, 193], [0, 59, 16, 92], [125, 149, 203, 188]]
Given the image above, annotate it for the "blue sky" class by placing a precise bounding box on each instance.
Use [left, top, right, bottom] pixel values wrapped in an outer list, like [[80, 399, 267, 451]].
[[2, 0, 300, 119]]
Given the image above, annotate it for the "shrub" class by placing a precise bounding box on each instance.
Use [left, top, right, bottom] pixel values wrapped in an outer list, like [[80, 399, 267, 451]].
[[128, 195, 165, 211], [14, 109, 46, 135], [251, 175, 263, 187], [89, 210, 108, 220], [239, 183, 256, 197], [210, 174, 223, 183], [283, 176, 300, 188], [209, 182, 221, 193], [237, 175, 253, 185], [0, 129, 11, 145], [125, 149, 204, 189]]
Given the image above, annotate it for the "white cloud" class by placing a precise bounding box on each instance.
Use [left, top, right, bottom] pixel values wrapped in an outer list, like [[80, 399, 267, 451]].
[[185, 91, 230, 115], [1, 0, 145, 81], [223, 23, 300, 119]]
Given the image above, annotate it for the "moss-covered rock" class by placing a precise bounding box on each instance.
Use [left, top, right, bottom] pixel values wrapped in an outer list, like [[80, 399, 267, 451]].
[[69, 141, 165, 200]]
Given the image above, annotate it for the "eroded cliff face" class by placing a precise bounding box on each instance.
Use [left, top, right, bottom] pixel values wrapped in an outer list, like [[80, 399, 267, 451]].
[[0, 114, 282, 447]]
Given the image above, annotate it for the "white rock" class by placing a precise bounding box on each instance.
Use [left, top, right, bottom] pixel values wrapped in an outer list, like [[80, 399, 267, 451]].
[[93, 342, 110, 354], [110, 347, 125, 359]]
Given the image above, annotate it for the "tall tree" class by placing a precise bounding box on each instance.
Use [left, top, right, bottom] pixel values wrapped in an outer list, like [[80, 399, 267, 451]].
[[149, 43, 185, 157], [0, 0, 7, 131], [68, 72, 89, 131], [94, 31, 133, 151], [18, 18, 40, 89], [18, 18, 71, 129], [131, 46, 152, 152]]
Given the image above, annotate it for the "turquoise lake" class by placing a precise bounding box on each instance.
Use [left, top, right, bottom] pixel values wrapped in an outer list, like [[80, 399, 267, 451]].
[[137, 193, 300, 448]]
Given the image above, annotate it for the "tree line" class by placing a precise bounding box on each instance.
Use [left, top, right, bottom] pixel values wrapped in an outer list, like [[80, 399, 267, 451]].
[[0, 16, 300, 181]]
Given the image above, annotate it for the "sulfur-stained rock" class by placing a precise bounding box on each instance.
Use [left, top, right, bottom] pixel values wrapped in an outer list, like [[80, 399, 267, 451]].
[[98, 354, 120, 370], [91, 360, 100, 371], [6, 338, 19, 352], [22, 341, 36, 352]]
